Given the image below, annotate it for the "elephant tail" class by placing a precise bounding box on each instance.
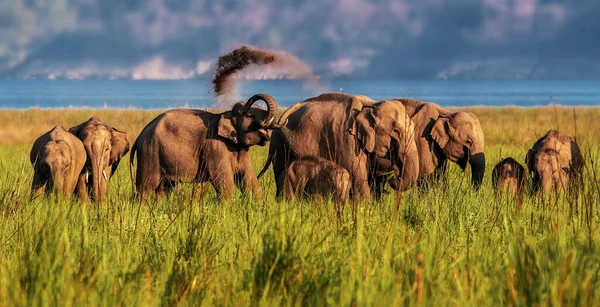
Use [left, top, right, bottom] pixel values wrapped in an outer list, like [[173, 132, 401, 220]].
[[257, 149, 275, 179], [129, 139, 138, 194]]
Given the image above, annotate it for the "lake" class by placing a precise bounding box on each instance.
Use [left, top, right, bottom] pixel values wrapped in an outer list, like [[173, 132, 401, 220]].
[[0, 80, 599, 109]]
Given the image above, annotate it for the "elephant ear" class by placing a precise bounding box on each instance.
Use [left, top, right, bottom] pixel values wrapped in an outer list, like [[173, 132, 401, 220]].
[[570, 141, 584, 174], [217, 113, 238, 144], [349, 109, 376, 153], [110, 128, 130, 174], [431, 117, 452, 149]]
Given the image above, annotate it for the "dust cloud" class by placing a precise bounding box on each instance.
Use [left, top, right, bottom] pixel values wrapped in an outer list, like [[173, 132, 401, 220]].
[[212, 46, 320, 106]]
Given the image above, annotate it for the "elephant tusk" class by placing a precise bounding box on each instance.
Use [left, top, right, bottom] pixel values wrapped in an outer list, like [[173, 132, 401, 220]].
[[85, 171, 89, 184], [103, 170, 108, 181], [264, 117, 275, 127]]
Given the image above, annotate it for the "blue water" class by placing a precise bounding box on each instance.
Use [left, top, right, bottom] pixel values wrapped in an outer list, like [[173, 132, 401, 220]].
[[0, 80, 599, 109]]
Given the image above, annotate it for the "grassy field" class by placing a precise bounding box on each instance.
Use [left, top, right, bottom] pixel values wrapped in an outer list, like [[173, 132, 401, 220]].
[[0, 107, 599, 305]]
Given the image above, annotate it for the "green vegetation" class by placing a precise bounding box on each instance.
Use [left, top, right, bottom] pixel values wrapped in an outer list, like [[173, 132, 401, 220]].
[[1, 107, 599, 305]]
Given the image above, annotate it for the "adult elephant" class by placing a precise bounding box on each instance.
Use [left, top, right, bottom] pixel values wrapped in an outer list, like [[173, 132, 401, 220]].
[[69, 117, 130, 202], [394, 99, 485, 189], [525, 130, 583, 193], [30, 125, 87, 199], [130, 93, 283, 201], [258, 93, 420, 200]]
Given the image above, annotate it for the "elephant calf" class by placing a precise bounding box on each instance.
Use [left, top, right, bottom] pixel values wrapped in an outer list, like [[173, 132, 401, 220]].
[[280, 156, 351, 203], [492, 157, 525, 197], [30, 125, 87, 199], [525, 130, 584, 194], [69, 117, 130, 203]]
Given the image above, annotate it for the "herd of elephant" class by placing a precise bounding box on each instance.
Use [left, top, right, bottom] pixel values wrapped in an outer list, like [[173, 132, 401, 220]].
[[30, 92, 584, 204]]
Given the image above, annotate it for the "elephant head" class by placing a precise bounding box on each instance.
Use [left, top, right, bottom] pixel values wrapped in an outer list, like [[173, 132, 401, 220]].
[[492, 157, 526, 197], [528, 148, 570, 193], [70, 117, 129, 202], [217, 93, 283, 147], [430, 111, 485, 188], [41, 143, 71, 195], [525, 130, 582, 193], [349, 100, 420, 191]]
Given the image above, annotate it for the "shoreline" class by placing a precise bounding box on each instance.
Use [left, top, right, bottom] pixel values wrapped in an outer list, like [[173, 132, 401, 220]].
[[2, 104, 600, 111]]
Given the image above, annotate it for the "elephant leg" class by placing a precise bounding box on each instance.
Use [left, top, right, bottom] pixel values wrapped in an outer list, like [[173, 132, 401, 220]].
[[237, 157, 262, 199], [75, 174, 91, 203], [137, 169, 161, 202], [31, 172, 47, 199], [282, 174, 299, 202], [207, 161, 235, 200], [155, 178, 171, 199], [273, 148, 294, 201], [273, 159, 286, 200]]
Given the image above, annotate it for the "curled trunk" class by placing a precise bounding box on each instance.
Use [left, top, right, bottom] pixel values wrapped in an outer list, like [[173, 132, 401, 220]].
[[240, 93, 279, 127]]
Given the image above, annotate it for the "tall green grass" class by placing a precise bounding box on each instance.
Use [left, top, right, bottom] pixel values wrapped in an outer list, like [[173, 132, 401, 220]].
[[1, 108, 599, 305]]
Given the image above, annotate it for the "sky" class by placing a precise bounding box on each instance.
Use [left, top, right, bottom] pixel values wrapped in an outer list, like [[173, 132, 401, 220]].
[[1, 0, 599, 80]]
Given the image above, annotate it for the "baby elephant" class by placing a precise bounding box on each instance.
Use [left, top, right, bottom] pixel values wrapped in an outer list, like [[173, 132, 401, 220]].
[[525, 130, 584, 194], [280, 156, 351, 203], [492, 157, 526, 197], [30, 125, 87, 199]]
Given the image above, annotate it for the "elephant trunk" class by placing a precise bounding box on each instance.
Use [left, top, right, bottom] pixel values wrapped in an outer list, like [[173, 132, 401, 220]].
[[91, 157, 107, 202], [469, 152, 485, 189], [241, 93, 279, 128], [398, 140, 420, 191], [53, 171, 66, 197]]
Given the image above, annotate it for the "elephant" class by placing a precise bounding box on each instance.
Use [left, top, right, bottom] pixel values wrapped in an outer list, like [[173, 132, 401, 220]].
[[69, 117, 130, 202], [492, 157, 525, 198], [280, 156, 351, 203], [368, 156, 401, 196], [393, 98, 486, 189], [130, 93, 284, 201], [30, 125, 87, 199], [525, 130, 583, 194], [257, 92, 420, 201]]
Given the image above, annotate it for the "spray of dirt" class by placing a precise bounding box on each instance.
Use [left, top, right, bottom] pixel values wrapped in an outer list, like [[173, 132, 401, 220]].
[[212, 46, 320, 106]]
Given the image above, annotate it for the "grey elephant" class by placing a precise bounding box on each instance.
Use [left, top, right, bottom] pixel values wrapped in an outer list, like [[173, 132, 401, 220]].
[[525, 130, 583, 194], [30, 125, 87, 199], [492, 157, 526, 198], [69, 117, 130, 202], [281, 156, 351, 203], [393, 99, 486, 189], [130, 93, 284, 201], [258, 93, 420, 201]]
